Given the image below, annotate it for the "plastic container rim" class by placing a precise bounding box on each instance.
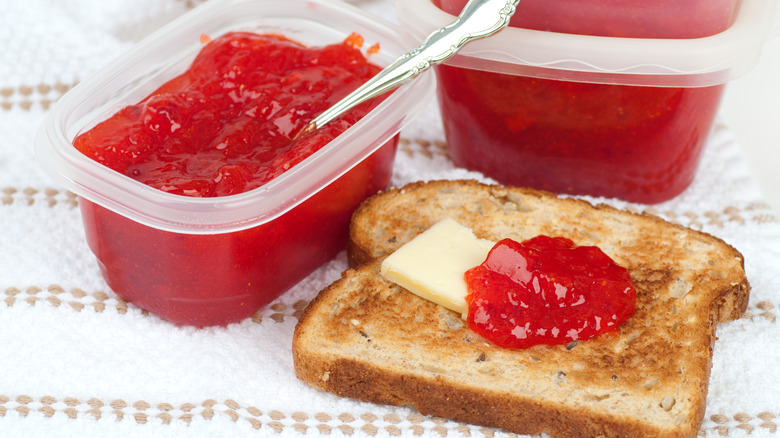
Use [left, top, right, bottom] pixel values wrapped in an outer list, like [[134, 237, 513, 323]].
[[395, 0, 778, 87], [35, 0, 435, 235]]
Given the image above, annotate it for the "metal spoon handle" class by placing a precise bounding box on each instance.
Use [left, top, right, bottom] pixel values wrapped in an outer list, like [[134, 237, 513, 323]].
[[296, 0, 520, 138]]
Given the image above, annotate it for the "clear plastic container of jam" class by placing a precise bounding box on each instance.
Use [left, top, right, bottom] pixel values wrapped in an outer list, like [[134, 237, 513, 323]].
[[35, 0, 434, 326], [396, 0, 777, 203]]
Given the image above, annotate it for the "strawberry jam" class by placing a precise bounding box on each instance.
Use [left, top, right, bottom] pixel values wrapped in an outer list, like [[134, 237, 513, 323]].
[[74, 31, 386, 197], [464, 236, 636, 349], [72, 31, 394, 326], [433, 0, 734, 203]]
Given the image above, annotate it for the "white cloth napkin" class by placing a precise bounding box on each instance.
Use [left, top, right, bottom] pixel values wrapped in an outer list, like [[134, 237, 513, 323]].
[[1, 0, 779, 437]]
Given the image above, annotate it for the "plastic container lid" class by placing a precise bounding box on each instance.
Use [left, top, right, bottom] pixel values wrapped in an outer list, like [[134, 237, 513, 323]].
[[395, 0, 779, 86], [35, 0, 434, 234]]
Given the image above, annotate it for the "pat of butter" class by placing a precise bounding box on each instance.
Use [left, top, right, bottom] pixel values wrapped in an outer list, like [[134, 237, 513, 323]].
[[380, 218, 496, 316]]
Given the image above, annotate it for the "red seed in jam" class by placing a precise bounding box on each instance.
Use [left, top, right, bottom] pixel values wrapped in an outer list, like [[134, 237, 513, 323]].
[[464, 236, 636, 349]]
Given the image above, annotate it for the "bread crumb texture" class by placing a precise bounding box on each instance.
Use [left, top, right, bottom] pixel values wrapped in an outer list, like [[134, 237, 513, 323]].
[[295, 260, 718, 436]]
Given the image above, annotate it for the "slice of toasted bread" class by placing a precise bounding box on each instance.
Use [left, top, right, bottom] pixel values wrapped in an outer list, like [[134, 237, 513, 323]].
[[293, 180, 749, 438]]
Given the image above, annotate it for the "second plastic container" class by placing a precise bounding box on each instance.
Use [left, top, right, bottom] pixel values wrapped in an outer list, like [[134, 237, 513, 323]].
[[397, 0, 777, 203]]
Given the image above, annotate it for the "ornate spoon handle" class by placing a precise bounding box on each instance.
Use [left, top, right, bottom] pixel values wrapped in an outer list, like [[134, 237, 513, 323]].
[[296, 0, 520, 138]]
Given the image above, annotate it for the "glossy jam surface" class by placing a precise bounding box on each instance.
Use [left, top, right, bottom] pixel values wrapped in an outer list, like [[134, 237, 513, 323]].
[[464, 236, 636, 349], [433, 0, 732, 203], [74, 31, 384, 197], [74, 32, 394, 326]]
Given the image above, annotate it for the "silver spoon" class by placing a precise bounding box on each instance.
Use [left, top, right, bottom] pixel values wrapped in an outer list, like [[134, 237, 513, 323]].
[[294, 0, 521, 139]]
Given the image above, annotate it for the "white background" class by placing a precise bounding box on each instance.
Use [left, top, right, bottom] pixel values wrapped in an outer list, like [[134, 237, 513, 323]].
[[721, 32, 780, 216]]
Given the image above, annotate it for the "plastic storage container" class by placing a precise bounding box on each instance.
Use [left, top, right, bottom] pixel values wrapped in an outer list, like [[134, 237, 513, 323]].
[[35, 0, 434, 326], [397, 0, 777, 203]]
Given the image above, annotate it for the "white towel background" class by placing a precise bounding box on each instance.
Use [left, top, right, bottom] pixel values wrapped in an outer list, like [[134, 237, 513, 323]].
[[1, 0, 779, 437]]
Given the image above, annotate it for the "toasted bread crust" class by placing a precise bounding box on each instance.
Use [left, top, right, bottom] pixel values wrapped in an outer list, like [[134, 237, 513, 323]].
[[295, 180, 750, 438]]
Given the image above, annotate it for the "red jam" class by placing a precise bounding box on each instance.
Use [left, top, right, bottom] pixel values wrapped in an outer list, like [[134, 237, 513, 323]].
[[433, 0, 733, 204], [73, 32, 394, 326], [75, 32, 386, 197], [464, 236, 636, 349]]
